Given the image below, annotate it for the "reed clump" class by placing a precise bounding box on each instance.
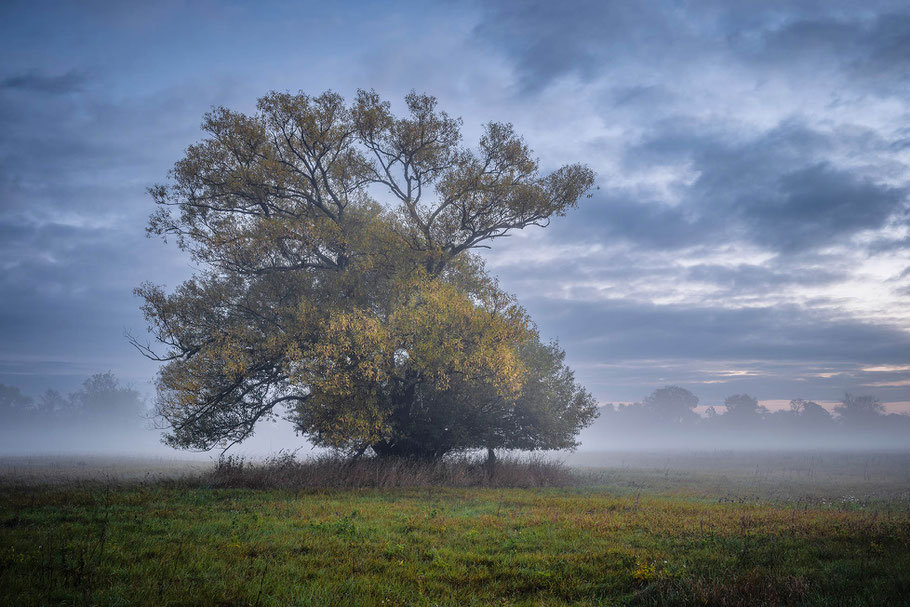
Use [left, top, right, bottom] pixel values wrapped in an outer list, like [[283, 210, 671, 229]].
[[204, 451, 575, 489]]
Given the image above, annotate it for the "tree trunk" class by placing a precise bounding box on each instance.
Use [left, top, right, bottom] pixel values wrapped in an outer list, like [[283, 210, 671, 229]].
[[350, 444, 369, 462], [486, 447, 497, 481]]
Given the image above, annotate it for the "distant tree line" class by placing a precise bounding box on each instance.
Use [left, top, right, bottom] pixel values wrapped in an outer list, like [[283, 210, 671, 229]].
[[4, 375, 906, 451], [0, 372, 146, 427], [586, 386, 910, 448]]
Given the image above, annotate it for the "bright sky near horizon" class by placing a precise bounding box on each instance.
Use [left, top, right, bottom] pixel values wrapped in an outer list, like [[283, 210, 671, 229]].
[[2, 0, 910, 410]]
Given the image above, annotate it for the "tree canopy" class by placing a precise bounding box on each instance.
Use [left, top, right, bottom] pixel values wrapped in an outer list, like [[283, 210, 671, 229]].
[[641, 386, 700, 426], [136, 89, 598, 457]]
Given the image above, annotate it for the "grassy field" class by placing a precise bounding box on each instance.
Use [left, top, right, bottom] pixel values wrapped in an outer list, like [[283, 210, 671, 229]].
[[2, 452, 909, 606]]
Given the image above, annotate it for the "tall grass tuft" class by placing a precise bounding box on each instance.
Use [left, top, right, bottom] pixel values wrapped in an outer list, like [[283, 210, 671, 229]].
[[203, 451, 575, 489]]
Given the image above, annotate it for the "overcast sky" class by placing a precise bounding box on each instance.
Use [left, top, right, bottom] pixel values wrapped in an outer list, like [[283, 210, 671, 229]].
[[2, 0, 910, 410]]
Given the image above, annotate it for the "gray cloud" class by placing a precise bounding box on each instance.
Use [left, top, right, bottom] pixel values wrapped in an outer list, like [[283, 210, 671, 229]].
[[2, 0, 910, 412], [1, 70, 86, 94], [748, 11, 910, 95], [683, 263, 841, 291], [473, 1, 685, 93], [520, 296, 910, 402], [548, 119, 908, 255], [528, 298, 910, 364], [748, 163, 905, 250], [475, 1, 910, 95]]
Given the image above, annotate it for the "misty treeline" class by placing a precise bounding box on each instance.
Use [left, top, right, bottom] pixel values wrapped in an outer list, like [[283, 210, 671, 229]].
[[0, 372, 145, 424], [584, 386, 910, 449], [0, 373, 153, 453]]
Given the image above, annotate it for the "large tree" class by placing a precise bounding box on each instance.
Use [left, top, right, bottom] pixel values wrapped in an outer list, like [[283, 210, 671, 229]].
[[136, 89, 597, 457]]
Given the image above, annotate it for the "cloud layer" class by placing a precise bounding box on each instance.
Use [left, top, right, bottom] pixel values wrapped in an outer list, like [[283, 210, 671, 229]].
[[1, 0, 909, 408]]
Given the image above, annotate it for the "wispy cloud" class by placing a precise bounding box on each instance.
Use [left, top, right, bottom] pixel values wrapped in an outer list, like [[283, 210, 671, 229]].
[[863, 379, 910, 387], [862, 365, 910, 372], [1, 70, 85, 94]]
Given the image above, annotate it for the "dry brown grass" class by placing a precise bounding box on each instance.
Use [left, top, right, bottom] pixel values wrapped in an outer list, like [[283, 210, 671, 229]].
[[203, 451, 575, 489]]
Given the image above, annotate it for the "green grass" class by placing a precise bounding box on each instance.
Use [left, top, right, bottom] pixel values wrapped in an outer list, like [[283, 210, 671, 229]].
[[2, 473, 910, 606]]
